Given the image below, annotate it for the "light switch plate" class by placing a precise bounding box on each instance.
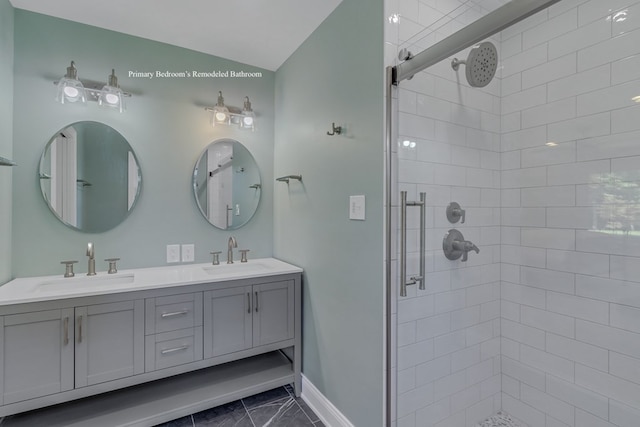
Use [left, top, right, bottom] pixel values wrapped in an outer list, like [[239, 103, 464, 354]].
[[349, 195, 365, 220], [182, 244, 195, 262], [166, 244, 180, 263]]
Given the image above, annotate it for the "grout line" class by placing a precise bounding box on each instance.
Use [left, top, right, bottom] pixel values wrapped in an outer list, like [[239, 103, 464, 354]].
[[241, 396, 258, 427]]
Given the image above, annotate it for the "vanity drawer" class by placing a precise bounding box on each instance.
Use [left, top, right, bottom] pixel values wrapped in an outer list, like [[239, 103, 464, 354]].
[[145, 293, 203, 335], [145, 327, 203, 372]]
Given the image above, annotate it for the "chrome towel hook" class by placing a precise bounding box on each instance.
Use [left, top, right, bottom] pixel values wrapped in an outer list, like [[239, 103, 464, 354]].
[[327, 122, 342, 136]]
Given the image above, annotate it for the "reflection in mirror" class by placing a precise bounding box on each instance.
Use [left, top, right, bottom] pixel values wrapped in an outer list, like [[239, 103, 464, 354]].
[[39, 121, 142, 233], [193, 139, 261, 230]]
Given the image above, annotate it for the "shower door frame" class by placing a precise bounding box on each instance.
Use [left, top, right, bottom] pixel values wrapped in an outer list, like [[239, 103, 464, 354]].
[[383, 1, 563, 426]]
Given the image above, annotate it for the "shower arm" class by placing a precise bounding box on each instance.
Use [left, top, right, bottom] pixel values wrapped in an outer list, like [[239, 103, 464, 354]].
[[393, 0, 562, 84]]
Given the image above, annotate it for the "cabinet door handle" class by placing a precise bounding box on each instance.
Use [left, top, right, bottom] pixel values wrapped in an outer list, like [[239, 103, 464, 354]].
[[77, 315, 83, 343], [63, 317, 69, 346], [161, 310, 189, 318], [247, 292, 251, 314], [255, 291, 259, 312], [161, 345, 189, 355]]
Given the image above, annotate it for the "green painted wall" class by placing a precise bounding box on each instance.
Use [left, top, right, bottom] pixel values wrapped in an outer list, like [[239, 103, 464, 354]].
[[12, 11, 275, 277], [274, 0, 384, 425], [0, 0, 13, 284]]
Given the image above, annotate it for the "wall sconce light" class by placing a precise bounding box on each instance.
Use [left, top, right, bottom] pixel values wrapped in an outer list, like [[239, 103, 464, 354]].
[[55, 61, 86, 104], [54, 61, 131, 112], [205, 92, 256, 131], [98, 69, 125, 112], [210, 91, 231, 126]]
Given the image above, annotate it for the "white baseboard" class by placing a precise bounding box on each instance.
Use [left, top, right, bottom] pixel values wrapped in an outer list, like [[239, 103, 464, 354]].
[[301, 374, 355, 427]]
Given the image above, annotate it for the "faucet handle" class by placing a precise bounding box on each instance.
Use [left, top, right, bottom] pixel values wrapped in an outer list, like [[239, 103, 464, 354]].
[[446, 202, 466, 224], [239, 249, 250, 263], [210, 251, 222, 265], [61, 260, 78, 278], [105, 258, 120, 274]]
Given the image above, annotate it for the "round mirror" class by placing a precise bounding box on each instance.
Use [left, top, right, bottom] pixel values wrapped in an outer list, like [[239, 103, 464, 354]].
[[193, 139, 261, 230], [39, 121, 142, 233]]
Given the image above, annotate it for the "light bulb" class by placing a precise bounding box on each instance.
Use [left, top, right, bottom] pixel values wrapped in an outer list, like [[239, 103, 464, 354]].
[[64, 86, 79, 98], [104, 93, 120, 105], [215, 111, 228, 122], [243, 116, 254, 127]]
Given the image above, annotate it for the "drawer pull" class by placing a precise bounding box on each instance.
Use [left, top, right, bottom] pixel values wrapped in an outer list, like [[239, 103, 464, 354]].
[[161, 310, 189, 318], [160, 345, 189, 355]]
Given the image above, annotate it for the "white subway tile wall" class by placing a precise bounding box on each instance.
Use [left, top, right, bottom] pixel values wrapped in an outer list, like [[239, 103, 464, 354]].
[[387, 0, 640, 426], [500, 1, 640, 426]]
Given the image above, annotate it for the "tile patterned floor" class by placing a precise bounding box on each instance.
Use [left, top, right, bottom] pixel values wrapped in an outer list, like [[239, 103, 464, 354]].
[[155, 385, 325, 427]]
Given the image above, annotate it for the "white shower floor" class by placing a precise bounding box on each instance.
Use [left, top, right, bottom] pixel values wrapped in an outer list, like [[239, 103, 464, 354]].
[[474, 411, 526, 427]]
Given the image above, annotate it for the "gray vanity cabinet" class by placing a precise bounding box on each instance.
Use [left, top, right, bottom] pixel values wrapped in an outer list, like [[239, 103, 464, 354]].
[[0, 266, 301, 424], [204, 280, 295, 358], [0, 300, 144, 405], [74, 300, 145, 387], [0, 309, 74, 405]]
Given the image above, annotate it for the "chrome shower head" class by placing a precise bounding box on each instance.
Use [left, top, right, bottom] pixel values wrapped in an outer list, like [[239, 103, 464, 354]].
[[451, 41, 498, 88]]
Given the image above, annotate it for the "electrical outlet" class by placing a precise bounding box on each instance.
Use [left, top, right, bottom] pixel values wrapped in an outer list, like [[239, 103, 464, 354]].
[[166, 244, 180, 263], [182, 244, 195, 263]]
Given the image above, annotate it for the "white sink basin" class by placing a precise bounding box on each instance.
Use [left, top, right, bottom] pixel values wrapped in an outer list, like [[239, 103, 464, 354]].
[[33, 274, 135, 293], [202, 262, 270, 276]]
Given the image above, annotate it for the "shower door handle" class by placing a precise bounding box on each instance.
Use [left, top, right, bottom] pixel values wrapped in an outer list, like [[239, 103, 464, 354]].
[[400, 191, 426, 297]]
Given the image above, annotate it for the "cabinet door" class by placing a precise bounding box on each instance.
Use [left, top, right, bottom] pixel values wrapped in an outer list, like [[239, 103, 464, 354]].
[[253, 280, 295, 347], [75, 300, 144, 387], [204, 286, 252, 358], [0, 308, 74, 405]]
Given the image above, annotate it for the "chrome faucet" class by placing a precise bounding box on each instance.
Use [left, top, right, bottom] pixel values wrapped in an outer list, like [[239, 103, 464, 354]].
[[86, 242, 96, 276], [227, 236, 237, 264]]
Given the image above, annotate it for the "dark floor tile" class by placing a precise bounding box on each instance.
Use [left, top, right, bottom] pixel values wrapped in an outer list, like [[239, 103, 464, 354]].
[[292, 397, 320, 423], [192, 400, 253, 427], [242, 387, 290, 409], [313, 421, 325, 427], [154, 414, 194, 427], [247, 396, 315, 427]]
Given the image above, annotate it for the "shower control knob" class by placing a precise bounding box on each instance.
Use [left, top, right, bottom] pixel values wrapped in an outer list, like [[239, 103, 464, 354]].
[[443, 229, 479, 262], [446, 202, 465, 224]]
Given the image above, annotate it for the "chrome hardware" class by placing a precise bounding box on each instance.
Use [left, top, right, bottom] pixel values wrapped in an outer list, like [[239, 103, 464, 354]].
[[443, 229, 480, 262], [240, 249, 249, 263], [400, 191, 426, 297], [227, 237, 237, 264], [398, 48, 414, 61], [161, 310, 189, 318], [446, 202, 465, 224], [276, 174, 302, 184], [247, 292, 251, 313], [327, 122, 342, 136], [160, 345, 189, 355], [210, 251, 221, 265], [63, 317, 69, 345], [105, 258, 119, 274], [86, 243, 96, 276], [61, 260, 78, 278], [255, 291, 259, 312], [77, 315, 83, 343]]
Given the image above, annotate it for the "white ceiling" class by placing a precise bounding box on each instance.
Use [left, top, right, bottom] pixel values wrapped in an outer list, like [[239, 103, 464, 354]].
[[9, 0, 343, 71]]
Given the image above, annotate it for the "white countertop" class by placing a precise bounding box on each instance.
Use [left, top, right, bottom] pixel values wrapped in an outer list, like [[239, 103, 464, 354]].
[[0, 258, 302, 306]]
